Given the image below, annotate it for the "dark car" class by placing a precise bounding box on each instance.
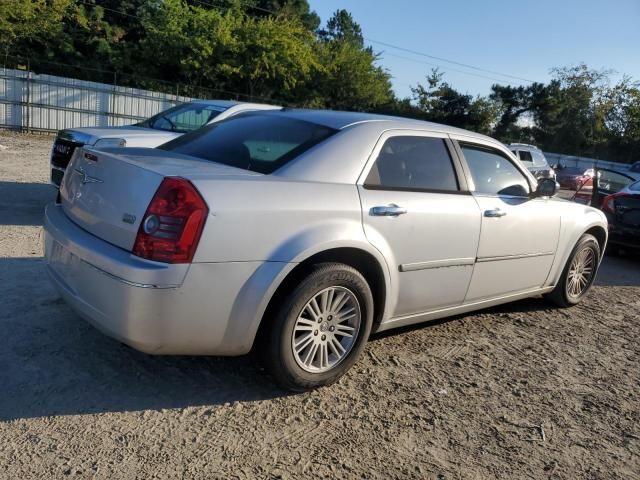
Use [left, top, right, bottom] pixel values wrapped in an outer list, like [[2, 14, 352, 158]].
[[602, 179, 640, 252], [574, 168, 640, 251]]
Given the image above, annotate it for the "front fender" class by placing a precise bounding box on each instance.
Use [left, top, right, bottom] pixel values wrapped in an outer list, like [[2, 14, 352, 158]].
[[545, 205, 608, 287]]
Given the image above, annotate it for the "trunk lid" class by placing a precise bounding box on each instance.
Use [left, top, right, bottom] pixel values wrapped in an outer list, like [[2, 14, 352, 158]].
[[60, 147, 258, 251]]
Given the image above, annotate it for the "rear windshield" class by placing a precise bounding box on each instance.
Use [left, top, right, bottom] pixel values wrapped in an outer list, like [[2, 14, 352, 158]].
[[159, 114, 337, 174]]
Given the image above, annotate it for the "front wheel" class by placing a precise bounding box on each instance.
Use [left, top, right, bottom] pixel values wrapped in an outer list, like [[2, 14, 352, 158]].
[[545, 233, 600, 308], [263, 263, 374, 391]]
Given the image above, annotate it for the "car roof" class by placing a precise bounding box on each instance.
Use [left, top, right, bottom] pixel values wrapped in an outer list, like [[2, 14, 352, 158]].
[[508, 143, 541, 150], [188, 99, 280, 109], [255, 108, 499, 142]]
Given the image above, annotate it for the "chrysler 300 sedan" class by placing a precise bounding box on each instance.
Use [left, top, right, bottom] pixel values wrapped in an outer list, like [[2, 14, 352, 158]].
[[44, 110, 607, 391]]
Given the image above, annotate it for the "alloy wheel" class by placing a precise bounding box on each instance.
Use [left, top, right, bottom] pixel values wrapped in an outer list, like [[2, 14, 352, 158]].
[[291, 286, 361, 373], [566, 246, 596, 299]]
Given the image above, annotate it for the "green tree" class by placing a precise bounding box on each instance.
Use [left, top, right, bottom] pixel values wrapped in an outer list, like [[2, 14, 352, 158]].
[[319, 9, 363, 45], [253, 0, 320, 31], [410, 69, 499, 134], [308, 10, 392, 110]]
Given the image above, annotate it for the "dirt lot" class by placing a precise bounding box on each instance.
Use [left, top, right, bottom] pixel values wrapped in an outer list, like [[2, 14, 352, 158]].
[[0, 131, 638, 479]]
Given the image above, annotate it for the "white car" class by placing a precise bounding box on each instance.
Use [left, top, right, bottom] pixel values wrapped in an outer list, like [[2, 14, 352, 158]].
[[44, 110, 608, 391], [49, 100, 280, 186], [508, 143, 556, 180]]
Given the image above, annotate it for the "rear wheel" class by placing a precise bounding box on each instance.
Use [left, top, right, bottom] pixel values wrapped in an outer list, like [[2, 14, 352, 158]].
[[263, 263, 374, 391], [545, 234, 600, 307]]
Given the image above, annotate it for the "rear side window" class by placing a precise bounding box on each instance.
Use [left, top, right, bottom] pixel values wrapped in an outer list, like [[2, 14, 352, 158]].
[[461, 143, 530, 197], [159, 114, 336, 174], [364, 136, 459, 192], [518, 150, 533, 163]]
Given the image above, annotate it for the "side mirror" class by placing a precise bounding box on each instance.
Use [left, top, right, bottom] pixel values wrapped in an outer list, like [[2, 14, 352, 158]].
[[534, 178, 557, 198]]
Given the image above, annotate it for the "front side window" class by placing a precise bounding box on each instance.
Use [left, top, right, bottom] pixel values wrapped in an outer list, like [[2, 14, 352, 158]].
[[140, 103, 226, 133], [159, 114, 336, 174], [461, 143, 530, 197], [364, 136, 458, 191]]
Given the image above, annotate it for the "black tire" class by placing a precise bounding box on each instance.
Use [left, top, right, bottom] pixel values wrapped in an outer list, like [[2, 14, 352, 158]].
[[545, 233, 600, 308], [263, 263, 374, 392]]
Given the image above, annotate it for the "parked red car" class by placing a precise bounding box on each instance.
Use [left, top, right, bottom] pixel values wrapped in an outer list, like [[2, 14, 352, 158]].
[[556, 166, 594, 190]]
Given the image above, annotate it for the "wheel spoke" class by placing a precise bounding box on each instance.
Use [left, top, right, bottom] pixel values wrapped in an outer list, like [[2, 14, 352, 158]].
[[296, 318, 316, 330], [335, 324, 355, 337], [295, 334, 314, 353], [331, 337, 346, 356], [320, 343, 329, 369], [304, 343, 319, 367], [309, 298, 322, 319], [333, 294, 350, 314], [330, 291, 346, 312]]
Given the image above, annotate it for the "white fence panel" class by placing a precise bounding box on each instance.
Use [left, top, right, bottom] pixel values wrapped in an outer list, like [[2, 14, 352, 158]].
[[0, 67, 194, 133], [544, 152, 631, 172]]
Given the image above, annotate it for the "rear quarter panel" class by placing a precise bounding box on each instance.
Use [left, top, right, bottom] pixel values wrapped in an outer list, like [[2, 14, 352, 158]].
[[191, 178, 371, 263]]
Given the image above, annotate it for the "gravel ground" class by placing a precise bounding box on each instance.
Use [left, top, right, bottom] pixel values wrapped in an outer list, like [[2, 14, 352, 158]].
[[0, 131, 638, 479]]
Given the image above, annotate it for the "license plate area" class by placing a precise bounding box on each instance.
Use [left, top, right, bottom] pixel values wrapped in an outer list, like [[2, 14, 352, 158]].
[[48, 240, 82, 292]]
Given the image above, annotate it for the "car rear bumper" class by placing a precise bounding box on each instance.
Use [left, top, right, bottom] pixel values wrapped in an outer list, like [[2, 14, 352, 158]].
[[44, 203, 274, 355]]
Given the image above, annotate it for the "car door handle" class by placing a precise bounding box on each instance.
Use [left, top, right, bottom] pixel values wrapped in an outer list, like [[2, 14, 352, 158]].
[[484, 208, 507, 218], [371, 204, 408, 217]]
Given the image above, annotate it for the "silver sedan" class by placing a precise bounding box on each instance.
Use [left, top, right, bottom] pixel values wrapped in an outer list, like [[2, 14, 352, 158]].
[[44, 110, 608, 391]]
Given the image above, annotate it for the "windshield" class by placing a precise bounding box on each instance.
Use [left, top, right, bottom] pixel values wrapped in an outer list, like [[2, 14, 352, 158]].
[[138, 103, 227, 133], [159, 114, 337, 174]]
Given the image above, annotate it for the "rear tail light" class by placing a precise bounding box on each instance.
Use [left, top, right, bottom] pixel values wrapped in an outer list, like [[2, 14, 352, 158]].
[[133, 177, 208, 263], [601, 192, 627, 214]]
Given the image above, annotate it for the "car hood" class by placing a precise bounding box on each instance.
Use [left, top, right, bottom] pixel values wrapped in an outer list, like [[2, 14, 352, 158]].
[[58, 126, 182, 147]]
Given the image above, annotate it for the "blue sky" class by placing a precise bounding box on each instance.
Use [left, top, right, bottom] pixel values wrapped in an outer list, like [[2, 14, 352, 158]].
[[309, 0, 640, 98]]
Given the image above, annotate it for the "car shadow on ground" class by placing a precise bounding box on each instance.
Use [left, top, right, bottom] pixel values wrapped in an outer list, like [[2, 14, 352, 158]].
[[3, 252, 640, 421], [0, 257, 287, 421], [0, 181, 56, 226]]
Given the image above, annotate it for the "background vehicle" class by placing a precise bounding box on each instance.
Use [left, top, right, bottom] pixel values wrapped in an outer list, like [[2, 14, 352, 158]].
[[601, 179, 640, 252], [49, 100, 280, 186], [556, 166, 594, 190], [627, 161, 640, 180], [44, 110, 607, 391], [509, 143, 556, 180]]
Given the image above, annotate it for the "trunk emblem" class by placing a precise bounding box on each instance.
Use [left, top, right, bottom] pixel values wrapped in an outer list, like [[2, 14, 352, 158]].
[[73, 167, 103, 184], [122, 213, 136, 224]]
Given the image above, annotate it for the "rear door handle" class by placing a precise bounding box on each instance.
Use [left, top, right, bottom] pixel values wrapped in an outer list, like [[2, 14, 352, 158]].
[[484, 208, 507, 218], [371, 204, 408, 217]]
